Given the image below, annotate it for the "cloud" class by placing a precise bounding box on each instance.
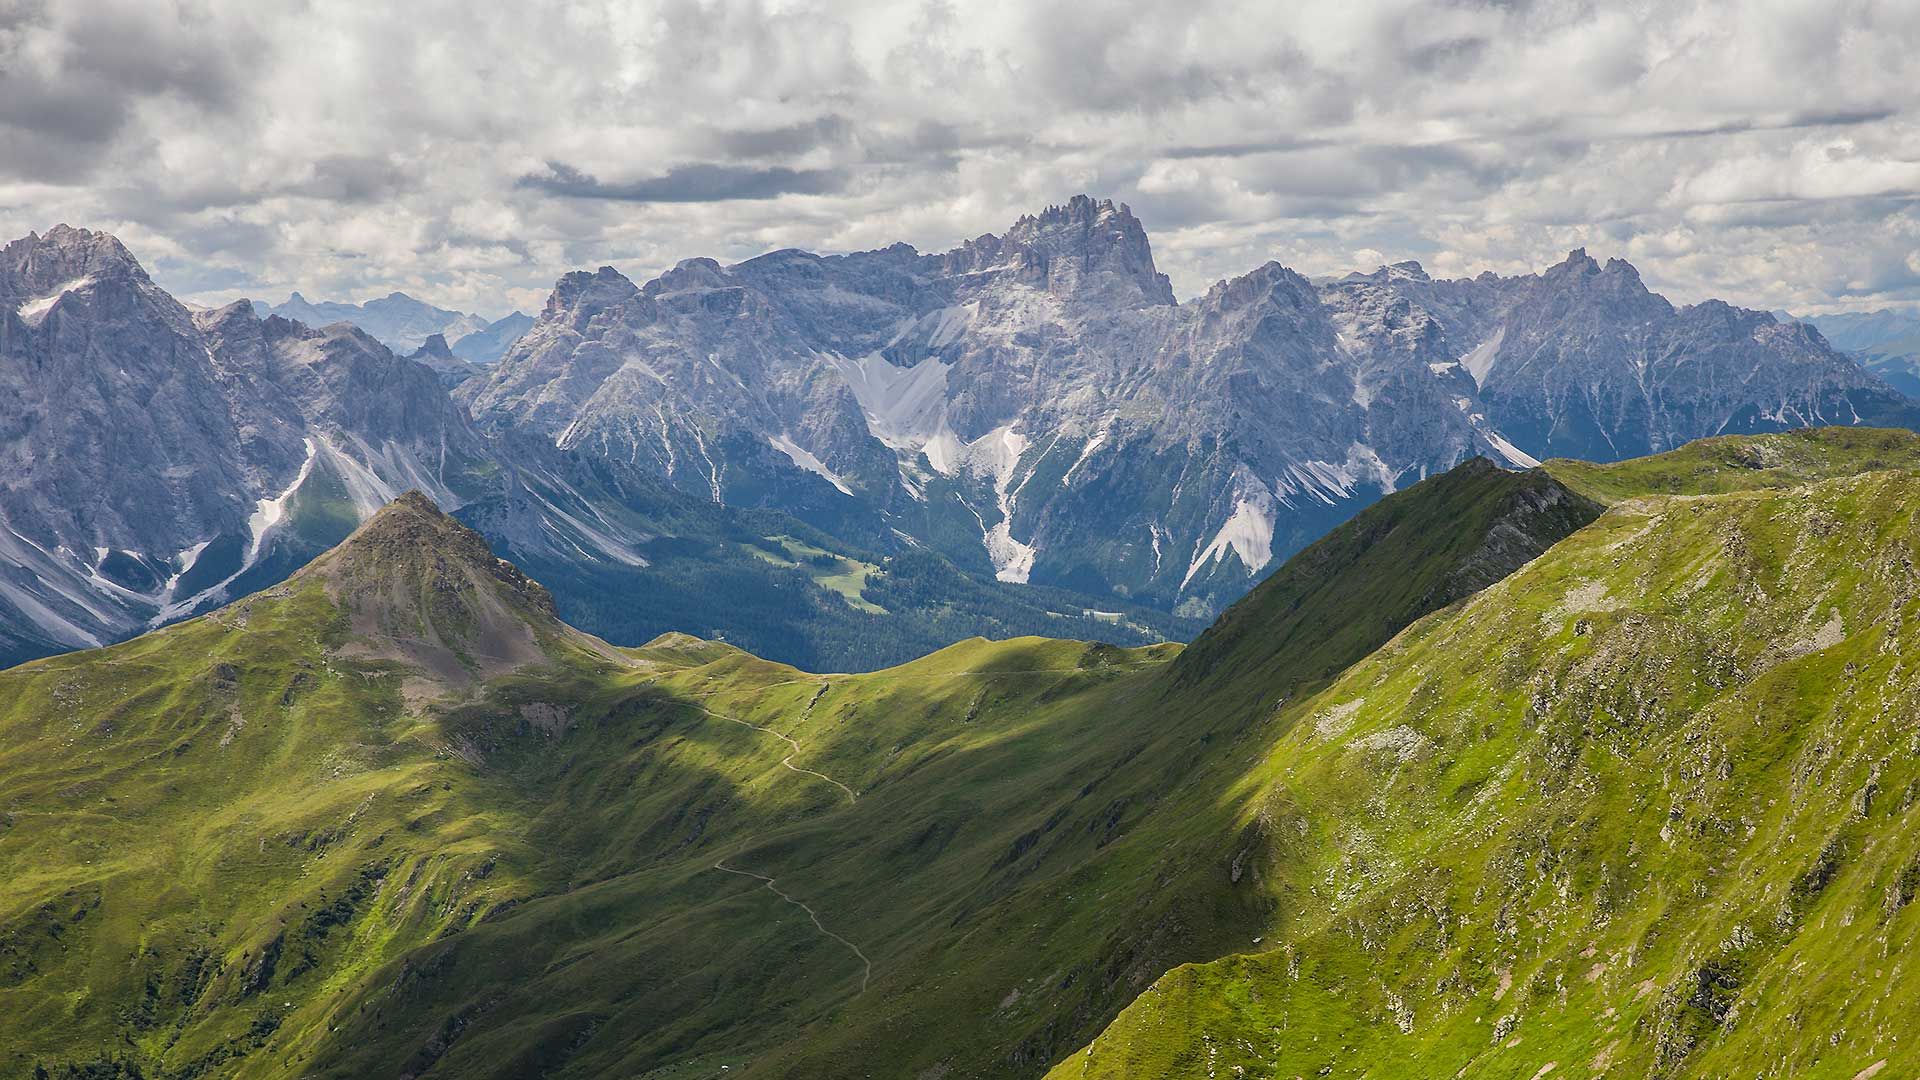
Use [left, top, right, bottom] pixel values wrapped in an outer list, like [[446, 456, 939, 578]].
[[0, 0, 254, 181], [518, 161, 850, 202], [0, 0, 1916, 319]]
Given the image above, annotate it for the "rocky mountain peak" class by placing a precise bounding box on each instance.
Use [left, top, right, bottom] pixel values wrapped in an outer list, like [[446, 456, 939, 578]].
[[548, 265, 638, 314], [296, 490, 568, 685], [646, 256, 731, 296], [1549, 247, 1601, 276], [416, 332, 455, 360], [940, 193, 1175, 307], [1201, 259, 1318, 312], [305, 490, 557, 622], [3, 224, 151, 304], [320, 490, 484, 563], [1531, 247, 1667, 315]]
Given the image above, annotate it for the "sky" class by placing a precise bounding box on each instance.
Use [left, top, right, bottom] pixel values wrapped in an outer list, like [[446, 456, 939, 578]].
[[3, 0, 1919, 319]]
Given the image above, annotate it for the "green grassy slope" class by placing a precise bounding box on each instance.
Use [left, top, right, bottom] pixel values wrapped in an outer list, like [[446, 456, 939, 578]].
[[0, 454, 1591, 1080], [1173, 458, 1602, 698], [1542, 425, 1920, 504], [1048, 447, 1920, 1078]]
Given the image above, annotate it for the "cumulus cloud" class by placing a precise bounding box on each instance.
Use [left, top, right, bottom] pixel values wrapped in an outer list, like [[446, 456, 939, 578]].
[[1, 0, 1918, 317]]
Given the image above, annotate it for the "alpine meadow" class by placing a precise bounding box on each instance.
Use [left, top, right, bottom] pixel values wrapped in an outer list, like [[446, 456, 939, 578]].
[[5, 2, 1920, 1078]]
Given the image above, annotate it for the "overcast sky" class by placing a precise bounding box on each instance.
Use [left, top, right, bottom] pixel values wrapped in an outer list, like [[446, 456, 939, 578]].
[[4, 0, 1919, 319]]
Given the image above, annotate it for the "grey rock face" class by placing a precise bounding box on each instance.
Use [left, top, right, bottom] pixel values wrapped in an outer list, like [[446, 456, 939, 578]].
[[0, 228, 583, 662], [466, 197, 1917, 620], [0, 223, 1187, 673], [1780, 308, 1920, 399]]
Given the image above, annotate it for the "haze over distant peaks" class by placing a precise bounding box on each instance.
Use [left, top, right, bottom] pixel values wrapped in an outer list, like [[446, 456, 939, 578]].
[[259, 289, 532, 361]]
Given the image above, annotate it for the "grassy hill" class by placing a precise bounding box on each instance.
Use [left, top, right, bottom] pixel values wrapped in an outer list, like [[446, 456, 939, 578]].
[[4, 431, 1918, 1079], [1049, 429, 1920, 1078]]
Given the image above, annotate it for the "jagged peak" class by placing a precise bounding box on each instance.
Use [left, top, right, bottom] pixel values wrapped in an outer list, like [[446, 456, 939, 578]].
[[3, 224, 150, 289], [943, 193, 1174, 306], [646, 256, 733, 295], [1548, 247, 1601, 275], [1202, 259, 1316, 308], [414, 332, 455, 359], [546, 265, 638, 315], [1018, 194, 1134, 229]]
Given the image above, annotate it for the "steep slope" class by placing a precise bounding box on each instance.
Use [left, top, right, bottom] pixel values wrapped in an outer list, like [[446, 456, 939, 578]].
[[0, 450, 1591, 1080], [463, 198, 1918, 621], [1170, 457, 1602, 696], [1049, 430, 1920, 1078], [0, 495, 630, 1078]]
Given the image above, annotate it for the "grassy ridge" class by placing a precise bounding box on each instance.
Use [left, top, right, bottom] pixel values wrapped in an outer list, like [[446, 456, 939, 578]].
[[1049, 455, 1920, 1078], [1542, 425, 1920, 504]]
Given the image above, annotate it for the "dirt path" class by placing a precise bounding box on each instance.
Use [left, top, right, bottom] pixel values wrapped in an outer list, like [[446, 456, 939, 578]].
[[686, 703, 858, 803], [691, 658, 1172, 697], [713, 861, 873, 993]]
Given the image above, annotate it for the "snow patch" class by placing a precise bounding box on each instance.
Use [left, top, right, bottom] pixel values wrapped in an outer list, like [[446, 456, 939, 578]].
[[922, 427, 965, 475], [1182, 480, 1276, 589], [1482, 430, 1541, 469], [1272, 443, 1400, 508], [0, 579, 102, 647], [1059, 417, 1112, 488], [823, 351, 951, 449], [926, 304, 974, 348], [769, 434, 853, 496], [971, 426, 1037, 582], [15, 276, 94, 324], [1459, 327, 1505, 387], [246, 438, 318, 562]]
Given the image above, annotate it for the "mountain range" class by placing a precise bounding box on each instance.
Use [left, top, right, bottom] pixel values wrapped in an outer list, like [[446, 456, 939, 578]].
[[4, 201, 1918, 674], [260, 291, 533, 364], [463, 195, 1920, 619], [1778, 307, 1920, 398], [2, 427, 1914, 1078], [0, 225, 1181, 673]]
